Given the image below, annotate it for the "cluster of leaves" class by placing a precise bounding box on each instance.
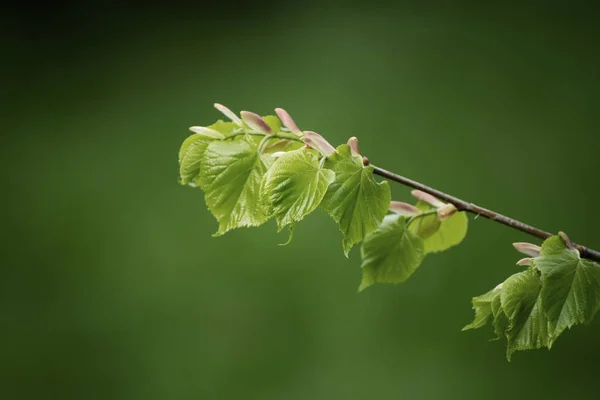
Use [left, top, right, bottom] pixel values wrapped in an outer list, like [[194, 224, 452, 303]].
[[179, 105, 468, 289], [179, 104, 600, 360], [464, 234, 600, 360]]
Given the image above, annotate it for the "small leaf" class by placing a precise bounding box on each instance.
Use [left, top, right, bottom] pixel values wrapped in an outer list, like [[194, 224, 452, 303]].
[[535, 235, 600, 346], [463, 288, 497, 331], [410, 202, 468, 254], [359, 215, 425, 291], [408, 201, 441, 239], [206, 120, 239, 138], [197, 135, 271, 235], [261, 149, 335, 231], [321, 144, 391, 256]]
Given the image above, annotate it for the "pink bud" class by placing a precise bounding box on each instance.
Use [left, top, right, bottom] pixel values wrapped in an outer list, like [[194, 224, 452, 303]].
[[411, 190, 445, 208], [516, 257, 534, 266], [302, 131, 335, 157], [347, 137, 360, 157], [240, 111, 273, 134], [214, 103, 243, 126], [558, 231, 580, 255], [512, 242, 541, 257], [189, 126, 225, 139], [389, 201, 421, 216], [437, 204, 457, 221], [275, 108, 302, 136]]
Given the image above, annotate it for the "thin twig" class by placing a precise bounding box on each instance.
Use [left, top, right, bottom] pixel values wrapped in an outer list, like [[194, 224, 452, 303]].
[[371, 165, 600, 263]]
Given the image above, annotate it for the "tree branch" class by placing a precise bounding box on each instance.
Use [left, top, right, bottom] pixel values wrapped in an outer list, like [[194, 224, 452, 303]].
[[371, 164, 600, 263]]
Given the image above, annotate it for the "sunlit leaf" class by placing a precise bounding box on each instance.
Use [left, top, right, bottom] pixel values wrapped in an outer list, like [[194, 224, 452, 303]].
[[179, 134, 211, 185], [261, 149, 335, 231], [321, 144, 391, 256], [197, 135, 271, 235], [410, 201, 468, 254], [359, 215, 425, 291]]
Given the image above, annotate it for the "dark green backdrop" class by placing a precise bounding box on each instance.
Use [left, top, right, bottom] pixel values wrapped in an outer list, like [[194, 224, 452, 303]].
[[2, 3, 600, 399]]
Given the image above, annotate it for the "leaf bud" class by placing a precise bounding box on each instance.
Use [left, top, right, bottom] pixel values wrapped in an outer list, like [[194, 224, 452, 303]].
[[214, 103, 243, 126], [347, 137, 360, 157], [411, 190, 446, 208], [240, 111, 273, 134], [558, 231, 580, 256], [516, 257, 534, 266], [437, 204, 457, 221], [275, 108, 302, 136], [512, 242, 541, 257], [302, 131, 335, 157], [189, 126, 225, 139], [389, 201, 421, 216]]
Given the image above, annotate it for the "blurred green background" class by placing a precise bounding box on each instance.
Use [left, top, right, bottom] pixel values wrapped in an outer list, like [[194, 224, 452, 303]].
[[2, 2, 600, 399]]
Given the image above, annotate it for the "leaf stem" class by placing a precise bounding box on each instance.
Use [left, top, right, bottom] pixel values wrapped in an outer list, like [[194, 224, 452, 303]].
[[406, 209, 438, 230], [371, 165, 600, 263]]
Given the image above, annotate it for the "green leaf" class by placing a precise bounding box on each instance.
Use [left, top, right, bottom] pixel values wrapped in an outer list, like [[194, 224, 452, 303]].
[[178, 134, 210, 185], [500, 268, 548, 360], [491, 292, 509, 341], [197, 135, 271, 235], [408, 201, 441, 239], [208, 120, 240, 137], [262, 115, 281, 133], [359, 215, 425, 291], [321, 144, 391, 256], [535, 235, 600, 346], [409, 201, 468, 254], [261, 149, 335, 231], [463, 288, 497, 331], [178, 120, 240, 185]]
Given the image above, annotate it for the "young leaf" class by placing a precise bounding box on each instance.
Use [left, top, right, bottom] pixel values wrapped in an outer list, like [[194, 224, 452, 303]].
[[202, 120, 239, 138], [261, 149, 335, 231], [179, 134, 211, 185], [321, 144, 391, 256], [409, 201, 468, 254], [535, 235, 600, 346], [463, 288, 497, 331], [197, 135, 271, 235], [359, 215, 425, 291], [500, 268, 548, 360], [178, 120, 241, 185]]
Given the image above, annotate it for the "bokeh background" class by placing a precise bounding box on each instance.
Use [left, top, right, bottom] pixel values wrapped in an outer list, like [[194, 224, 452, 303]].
[[3, 2, 600, 399]]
